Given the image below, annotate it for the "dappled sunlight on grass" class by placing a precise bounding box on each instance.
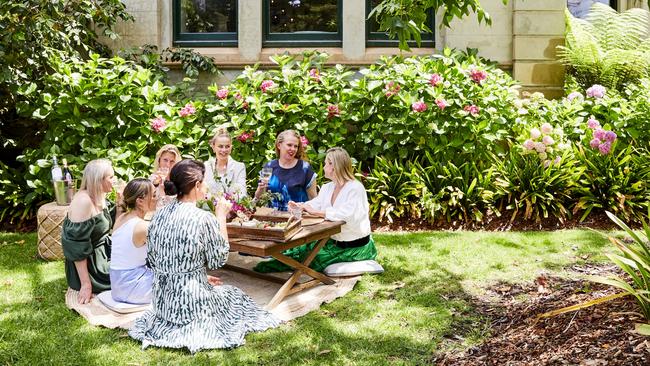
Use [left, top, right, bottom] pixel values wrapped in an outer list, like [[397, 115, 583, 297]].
[[0, 229, 612, 365]]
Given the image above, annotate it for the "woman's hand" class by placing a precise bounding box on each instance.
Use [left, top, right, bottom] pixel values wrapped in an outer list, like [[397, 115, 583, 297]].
[[207, 275, 223, 286], [302, 204, 324, 218], [287, 201, 303, 210], [215, 197, 232, 219], [77, 283, 93, 304]]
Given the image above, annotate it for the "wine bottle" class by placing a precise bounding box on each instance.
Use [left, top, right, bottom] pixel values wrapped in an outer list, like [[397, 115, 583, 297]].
[[51, 156, 63, 181], [62, 158, 73, 184]]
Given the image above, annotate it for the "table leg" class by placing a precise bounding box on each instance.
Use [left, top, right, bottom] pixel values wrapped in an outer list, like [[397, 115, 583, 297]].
[[265, 237, 335, 309]]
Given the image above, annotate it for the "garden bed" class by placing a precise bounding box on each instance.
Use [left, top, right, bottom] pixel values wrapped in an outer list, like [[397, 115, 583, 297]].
[[433, 264, 650, 365]]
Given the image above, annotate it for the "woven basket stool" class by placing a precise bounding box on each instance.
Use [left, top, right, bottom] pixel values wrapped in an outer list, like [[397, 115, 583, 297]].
[[37, 202, 70, 261]]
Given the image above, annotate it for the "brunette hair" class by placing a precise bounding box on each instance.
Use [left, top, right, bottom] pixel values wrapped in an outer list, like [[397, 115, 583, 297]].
[[119, 178, 154, 212], [79, 159, 113, 209], [152, 144, 181, 173], [274, 129, 305, 160], [164, 159, 205, 198]]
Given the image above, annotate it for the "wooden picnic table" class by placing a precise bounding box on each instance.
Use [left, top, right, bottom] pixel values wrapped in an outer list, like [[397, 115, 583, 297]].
[[225, 220, 344, 309]]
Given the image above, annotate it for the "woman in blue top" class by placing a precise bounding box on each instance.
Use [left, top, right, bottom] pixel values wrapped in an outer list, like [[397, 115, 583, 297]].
[[254, 130, 317, 210]]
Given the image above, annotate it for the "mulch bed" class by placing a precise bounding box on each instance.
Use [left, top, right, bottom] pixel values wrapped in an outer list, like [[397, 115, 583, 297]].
[[433, 264, 650, 366]]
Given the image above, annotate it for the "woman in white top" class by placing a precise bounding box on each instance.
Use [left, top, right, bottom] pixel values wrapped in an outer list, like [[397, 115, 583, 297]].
[[110, 178, 157, 304], [254, 147, 377, 273], [204, 127, 247, 199]]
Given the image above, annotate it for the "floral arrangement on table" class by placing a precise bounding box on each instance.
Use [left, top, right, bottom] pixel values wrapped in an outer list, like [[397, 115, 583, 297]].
[[197, 191, 281, 221]]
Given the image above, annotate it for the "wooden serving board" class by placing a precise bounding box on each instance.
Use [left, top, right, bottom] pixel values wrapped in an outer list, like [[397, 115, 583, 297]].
[[226, 215, 302, 242]]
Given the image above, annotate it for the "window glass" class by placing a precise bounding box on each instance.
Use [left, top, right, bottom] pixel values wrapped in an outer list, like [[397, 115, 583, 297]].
[[268, 0, 338, 33], [174, 0, 237, 46], [567, 0, 618, 19]]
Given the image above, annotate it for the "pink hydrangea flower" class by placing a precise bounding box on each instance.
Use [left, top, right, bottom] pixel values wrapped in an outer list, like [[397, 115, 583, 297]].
[[589, 138, 601, 148], [309, 68, 321, 82], [530, 128, 541, 139], [523, 139, 535, 150], [463, 105, 480, 115], [150, 116, 167, 133], [435, 98, 448, 110], [216, 88, 229, 99], [566, 91, 583, 101], [540, 123, 553, 135], [236, 131, 254, 143], [234, 92, 243, 100], [300, 135, 309, 147], [587, 117, 600, 129], [412, 101, 428, 113], [554, 156, 562, 165], [384, 81, 401, 98], [593, 128, 606, 141], [327, 104, 340, 119], [469, 69, 488, 84], [604, 130, 617, 142], [586, 84, 606, 98], [598, 141, 612, 154], [542, 135, 555, 146], [260, 80, 276, 93], [429, 73, 442, 87], [178, 103, 196, 118], [534, 142, 546, 153]]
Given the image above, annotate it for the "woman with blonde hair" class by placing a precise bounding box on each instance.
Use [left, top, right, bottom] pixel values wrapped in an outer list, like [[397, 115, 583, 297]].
[[255, 147, 377, 273], [109, 178, 157, 304], [62, 159, 118, 304], [204, 126, 247, 198], [150, 144, 181, 207], [255, 129, 317, 211]]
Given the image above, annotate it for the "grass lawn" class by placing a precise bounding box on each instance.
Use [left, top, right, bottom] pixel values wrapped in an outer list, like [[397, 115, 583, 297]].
[[0, 230, 613, 365]]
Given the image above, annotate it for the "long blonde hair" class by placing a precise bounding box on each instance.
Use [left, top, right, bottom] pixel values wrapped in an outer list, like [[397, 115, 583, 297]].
[[152, 144, 181, 173], [275, 130, 305, 160], [79, 159, 113, 209], [326, 147, 355, 183]]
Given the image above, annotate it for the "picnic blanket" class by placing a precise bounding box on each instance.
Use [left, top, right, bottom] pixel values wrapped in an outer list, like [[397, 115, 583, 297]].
[[66, 252, 360, 329]]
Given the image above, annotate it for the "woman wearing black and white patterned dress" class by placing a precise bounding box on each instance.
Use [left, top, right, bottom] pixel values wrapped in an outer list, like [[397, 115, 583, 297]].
[[129, 159, 279, 352]]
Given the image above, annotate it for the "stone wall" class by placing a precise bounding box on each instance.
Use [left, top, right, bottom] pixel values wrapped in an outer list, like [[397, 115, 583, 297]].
[[101, 0, 573, 98]]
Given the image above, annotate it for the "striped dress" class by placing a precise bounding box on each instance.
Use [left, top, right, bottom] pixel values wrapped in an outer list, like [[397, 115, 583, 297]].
[[128, 201, 279, 352]]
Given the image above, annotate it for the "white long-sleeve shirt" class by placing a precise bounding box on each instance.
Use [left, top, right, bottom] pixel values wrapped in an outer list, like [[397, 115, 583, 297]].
[[204, 156, 247, 198], [306, 179, 371, 242]]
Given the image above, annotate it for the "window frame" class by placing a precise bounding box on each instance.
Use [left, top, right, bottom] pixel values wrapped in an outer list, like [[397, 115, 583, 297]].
[[262, 0, 343, 47], [172, 0, 238, 47], [365, 0, 435, 47]]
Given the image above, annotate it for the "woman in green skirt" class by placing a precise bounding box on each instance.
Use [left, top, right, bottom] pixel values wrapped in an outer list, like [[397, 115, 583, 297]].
[[254, 147, 377, 273]]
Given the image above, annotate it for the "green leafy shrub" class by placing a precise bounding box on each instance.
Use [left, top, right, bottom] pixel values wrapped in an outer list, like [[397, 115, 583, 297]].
[[415, 153, 498, 224], [364, 157, 421, 223], [493, 149, 583, 224], [573, 144, 650, 222], [558, 4, 650, 92], [347, 48, 520, 165]]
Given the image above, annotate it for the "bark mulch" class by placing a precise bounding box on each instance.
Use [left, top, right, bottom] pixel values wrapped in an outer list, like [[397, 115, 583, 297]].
[[433, 264, 650, 366]]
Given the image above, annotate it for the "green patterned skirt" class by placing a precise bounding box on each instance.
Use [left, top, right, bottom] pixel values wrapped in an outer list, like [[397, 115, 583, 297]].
[[253, 236, 377, 273]]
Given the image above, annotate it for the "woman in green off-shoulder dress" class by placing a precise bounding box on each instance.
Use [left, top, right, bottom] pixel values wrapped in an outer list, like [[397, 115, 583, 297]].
[[61, 159, 118, 304]]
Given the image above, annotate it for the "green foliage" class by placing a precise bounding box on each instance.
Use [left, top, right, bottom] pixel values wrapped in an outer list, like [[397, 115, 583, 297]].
[[415, 153, 498, 224], [558, 3, 650, 92], [591, 211, 650, 325], [368, 0, 510, 50], [364, 157, 421, 223], [493, 149, 583, 224], [347, 48, 519, 165], [573, 145, 650, 222]]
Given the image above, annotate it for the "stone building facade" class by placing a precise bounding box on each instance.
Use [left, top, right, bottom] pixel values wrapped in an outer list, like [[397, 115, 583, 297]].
[[102, 0, 648, 99]]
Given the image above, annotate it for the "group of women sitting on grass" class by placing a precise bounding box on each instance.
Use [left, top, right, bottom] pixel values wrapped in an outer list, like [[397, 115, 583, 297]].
[[60, 128, 377, 351]]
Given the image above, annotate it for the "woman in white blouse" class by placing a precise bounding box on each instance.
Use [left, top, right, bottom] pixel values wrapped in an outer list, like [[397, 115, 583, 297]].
[[204, 127, 247, 199], [254, 147, 377, 273]]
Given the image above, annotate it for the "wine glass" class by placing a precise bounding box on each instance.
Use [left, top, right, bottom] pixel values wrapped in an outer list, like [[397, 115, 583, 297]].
[[261, 167, 273, 181]]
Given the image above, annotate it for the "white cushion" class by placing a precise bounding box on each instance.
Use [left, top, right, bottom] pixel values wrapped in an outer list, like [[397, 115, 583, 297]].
[[97, 291, 151, 314], [324, 260, 384, 277]]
